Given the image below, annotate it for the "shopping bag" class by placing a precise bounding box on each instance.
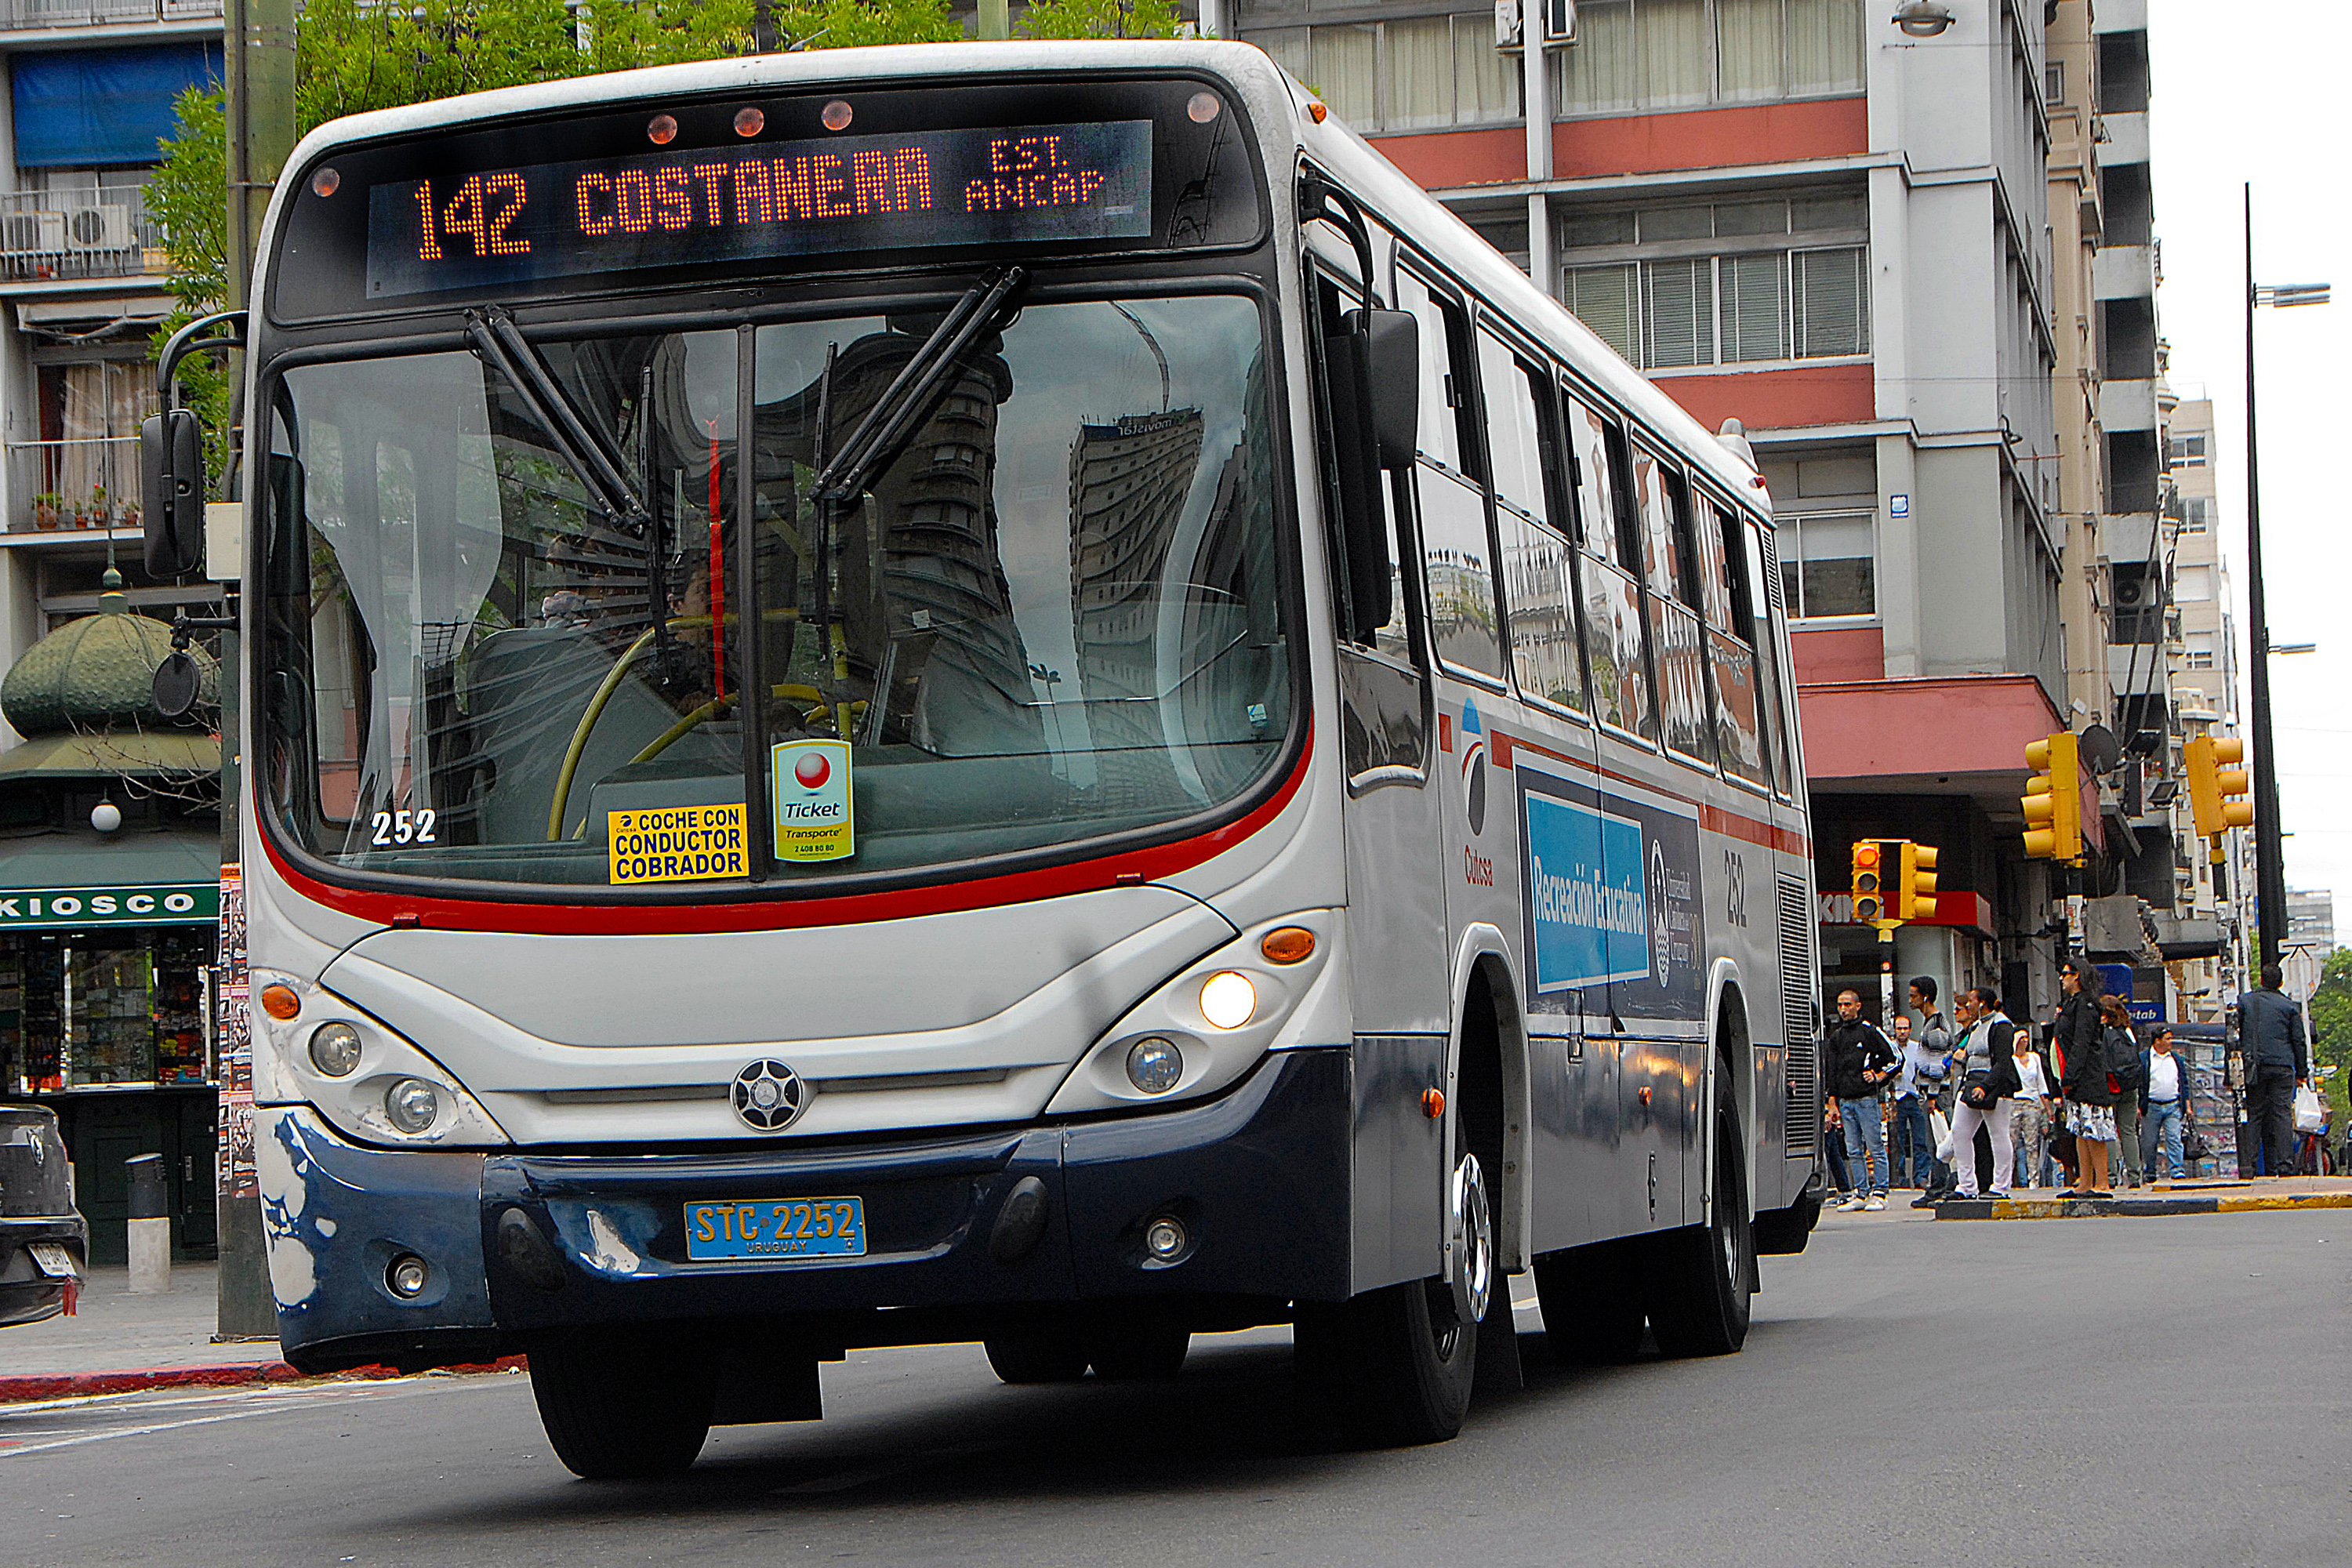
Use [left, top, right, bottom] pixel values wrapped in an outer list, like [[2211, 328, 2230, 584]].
[[2292, 1083, 2328, 1135], [1929, 1107, 1951, 1150]]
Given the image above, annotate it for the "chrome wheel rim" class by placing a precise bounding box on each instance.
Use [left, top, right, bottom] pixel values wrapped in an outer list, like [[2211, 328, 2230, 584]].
[[1447, 1151, 1494, 1329]]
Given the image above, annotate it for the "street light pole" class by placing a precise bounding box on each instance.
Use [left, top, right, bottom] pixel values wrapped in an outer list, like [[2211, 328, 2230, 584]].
[[2241, 184, 2329, 975]]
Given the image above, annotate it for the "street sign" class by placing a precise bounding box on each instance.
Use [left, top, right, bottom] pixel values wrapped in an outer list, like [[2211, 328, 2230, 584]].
[[0, 884, 218, 929]]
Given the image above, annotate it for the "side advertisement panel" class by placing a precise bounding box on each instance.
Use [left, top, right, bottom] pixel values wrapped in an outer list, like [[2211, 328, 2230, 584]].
[[1517, 765, 1703, 1023]]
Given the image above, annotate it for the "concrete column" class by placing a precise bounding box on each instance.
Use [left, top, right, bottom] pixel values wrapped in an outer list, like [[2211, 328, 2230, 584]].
[[125, 1153, 171, 1294], [1196, 0, 1223, 38], [1521, 3, 1553, 297]]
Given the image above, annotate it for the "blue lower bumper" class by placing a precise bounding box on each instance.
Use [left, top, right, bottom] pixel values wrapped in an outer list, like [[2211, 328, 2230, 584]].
[[267, 1047, 1352, 1374]]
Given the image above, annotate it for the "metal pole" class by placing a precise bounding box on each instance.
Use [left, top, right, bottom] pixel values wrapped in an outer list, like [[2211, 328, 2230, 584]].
[[1521, 0, 1553, 299], [2242, 184, 2288, 975], [216, 0, 298, 1344]]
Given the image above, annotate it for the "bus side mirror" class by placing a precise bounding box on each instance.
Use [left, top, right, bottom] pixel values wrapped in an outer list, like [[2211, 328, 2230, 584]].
[[1359, 308, 1418, 467], [141, 409, 204, 576]]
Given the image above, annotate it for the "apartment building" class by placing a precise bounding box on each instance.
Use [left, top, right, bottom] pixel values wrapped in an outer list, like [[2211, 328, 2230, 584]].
[[0, 2, 227, 1264], [1236, 0, 2066, 1021]]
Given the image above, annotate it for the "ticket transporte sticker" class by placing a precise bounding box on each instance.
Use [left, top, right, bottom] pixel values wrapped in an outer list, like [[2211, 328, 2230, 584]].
[[608, 802, 749, 884], [773, 739, 854, 862]]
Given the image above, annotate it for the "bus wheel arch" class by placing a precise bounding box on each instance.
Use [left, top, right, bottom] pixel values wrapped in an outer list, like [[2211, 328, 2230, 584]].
[[1449, 935, 1531, 1277]]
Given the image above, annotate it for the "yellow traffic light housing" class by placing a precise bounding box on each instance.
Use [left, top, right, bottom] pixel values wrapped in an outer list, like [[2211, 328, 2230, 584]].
[[1851, 840, 1885, 923], [2186, 733, 2253, 840], [1900, 841, 1939, 921], [2022, 731, 2082, 862]]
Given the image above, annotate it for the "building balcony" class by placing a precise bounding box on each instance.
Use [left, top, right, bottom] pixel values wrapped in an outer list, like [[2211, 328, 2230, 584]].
[[2101, 111, 2150, 167], [2100, 376, 2161, 434], [0, 190, 167, 285], [0, 0, 218, 30], [2107, 642, 2170, 697], [2103, 510, 2161, 565], [5, 436, 141, 535], [2092, 244, 2156, 301]]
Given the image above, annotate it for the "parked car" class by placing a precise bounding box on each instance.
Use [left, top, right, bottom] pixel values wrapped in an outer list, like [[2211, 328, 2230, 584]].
[[0, 1104, 86, 1327]]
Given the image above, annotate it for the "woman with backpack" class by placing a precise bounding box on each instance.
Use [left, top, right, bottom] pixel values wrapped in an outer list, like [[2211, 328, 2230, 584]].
[[2102, 995, 2147, 1188], [2053, 957, 2115, 1196]]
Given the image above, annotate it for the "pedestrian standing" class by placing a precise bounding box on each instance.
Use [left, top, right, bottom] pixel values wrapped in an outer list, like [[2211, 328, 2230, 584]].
[[1891, 1013, 1944, 1190], [1911, 977, 1954, 1111], [2102, 996, 2147, 1189], [1825, 989, 1899, 1210], [2054, 957, 2116, 1196], [2141, 1026, 2189, 1181], [2233, 964, 2314, 1178], [1947, 985, 2020, 1200], [2009, 1021, 2054, 1190]]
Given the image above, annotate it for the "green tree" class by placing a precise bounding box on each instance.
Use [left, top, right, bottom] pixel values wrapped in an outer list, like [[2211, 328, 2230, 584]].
[[2309, 946, 2352, 1126], [1018, 0, 1186, 39]]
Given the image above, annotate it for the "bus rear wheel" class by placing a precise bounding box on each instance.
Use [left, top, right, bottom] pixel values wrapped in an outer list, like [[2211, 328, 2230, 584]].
[[528, 1328, 715, 1480], [1532, 1236, 1648, 1366], [1646, 1101, 1755, 1358]]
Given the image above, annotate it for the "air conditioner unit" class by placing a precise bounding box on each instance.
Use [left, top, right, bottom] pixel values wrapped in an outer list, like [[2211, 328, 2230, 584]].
[[2, 211, 65, 254], [62, 205, 132, 251], [2113, 575, 2157, 611]]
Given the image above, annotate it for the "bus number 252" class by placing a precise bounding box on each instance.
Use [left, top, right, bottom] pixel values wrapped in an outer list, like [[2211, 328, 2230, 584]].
[[371, 809, 437, 846]]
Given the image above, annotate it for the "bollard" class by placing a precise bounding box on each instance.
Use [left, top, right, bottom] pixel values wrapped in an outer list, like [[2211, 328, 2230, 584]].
[[125, 1153, 170, 1294]]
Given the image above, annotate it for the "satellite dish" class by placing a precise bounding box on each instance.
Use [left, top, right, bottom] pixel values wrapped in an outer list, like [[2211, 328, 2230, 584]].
[[152, 651, 204, 719], [2078, 722, 2124, 775]]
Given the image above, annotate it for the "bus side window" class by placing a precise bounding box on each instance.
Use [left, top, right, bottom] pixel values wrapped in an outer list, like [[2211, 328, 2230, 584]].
[[1748, 515, 1797, 797], [1634, 451, 1712, 763], [1479, 331, 1584, 717], [1564, 393, 1653, 742], [1392, 266, 1465, 477], [1394, 268, 1503, 678], [1708, 500, 1771, 789]]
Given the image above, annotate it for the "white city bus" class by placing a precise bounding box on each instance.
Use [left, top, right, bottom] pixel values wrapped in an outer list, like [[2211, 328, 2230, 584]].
[[146, 39, 1824, 1479]]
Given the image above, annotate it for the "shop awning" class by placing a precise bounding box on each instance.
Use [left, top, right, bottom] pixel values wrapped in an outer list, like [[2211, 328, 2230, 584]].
[[0, 731, 218, 784], [0, 829, 220, 929]]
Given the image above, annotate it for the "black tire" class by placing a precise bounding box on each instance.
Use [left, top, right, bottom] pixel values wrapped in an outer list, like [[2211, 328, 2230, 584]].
[[1646, 1102, 1755, 1359], [1532, 1238, 1648, 1366], [984, 1333, 1091, 1384], [527, 1329, 714, 1480], [1086, 1327, 1191, 1381], [1294, 1275, 1476, 1447]]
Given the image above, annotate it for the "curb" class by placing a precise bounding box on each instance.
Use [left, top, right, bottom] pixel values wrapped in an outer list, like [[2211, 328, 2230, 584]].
[[1934, 1190, 2352, 1221], [0, 1355, 525, 1406]]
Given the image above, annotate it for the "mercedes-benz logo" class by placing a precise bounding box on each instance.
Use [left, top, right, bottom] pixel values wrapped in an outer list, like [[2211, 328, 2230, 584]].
[[731, 1059, 808, 1132]]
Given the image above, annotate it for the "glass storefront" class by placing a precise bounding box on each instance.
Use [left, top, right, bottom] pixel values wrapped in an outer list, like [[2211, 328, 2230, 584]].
[[0, 926, 215, 1092]]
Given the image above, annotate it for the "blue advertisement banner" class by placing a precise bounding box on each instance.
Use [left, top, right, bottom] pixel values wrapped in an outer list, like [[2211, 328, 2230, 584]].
[[1519, 768, 1704, 1021]]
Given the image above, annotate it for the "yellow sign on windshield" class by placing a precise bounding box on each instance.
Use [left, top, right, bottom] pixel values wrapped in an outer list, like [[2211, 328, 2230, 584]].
[[608, 803, 748, 884]]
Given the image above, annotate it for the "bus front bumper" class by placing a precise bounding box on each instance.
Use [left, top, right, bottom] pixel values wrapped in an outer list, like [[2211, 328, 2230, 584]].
[[265, 1047, 1351, 1374]]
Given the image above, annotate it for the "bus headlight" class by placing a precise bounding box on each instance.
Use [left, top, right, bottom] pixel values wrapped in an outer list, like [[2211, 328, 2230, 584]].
[[385, 1078, 441, 1134], [1199, 971, 1256, 1030], [1126, 1036, 1185, 1094], [309, 1022, 363, 1077]]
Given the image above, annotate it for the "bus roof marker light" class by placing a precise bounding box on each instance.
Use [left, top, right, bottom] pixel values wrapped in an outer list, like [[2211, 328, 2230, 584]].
[[1307, 101, 1329, 124], [821, 99, 853, 132], [1187, 91, 1222, 124], [1260, 927, 1316, 964], [260, 983, 300, 1022], [647, 113, 678, 146], [310, 167, 339, 198], [734, 106, 764, 137], [1199, 971, 1256, 1031]]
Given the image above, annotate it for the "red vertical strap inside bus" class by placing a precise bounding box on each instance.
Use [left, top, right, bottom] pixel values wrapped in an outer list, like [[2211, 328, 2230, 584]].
[[707, 422, 726, 701]]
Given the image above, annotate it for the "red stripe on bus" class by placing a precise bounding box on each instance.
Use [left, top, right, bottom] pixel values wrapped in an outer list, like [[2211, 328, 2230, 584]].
[[1489, 728, 1809, 858], [258, 720, 1313, 936]]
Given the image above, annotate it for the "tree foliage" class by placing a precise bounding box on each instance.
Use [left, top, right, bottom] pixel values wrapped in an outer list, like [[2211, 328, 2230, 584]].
[[1018, 0, 1186, 39], [2310, 946, 2352, 1123]]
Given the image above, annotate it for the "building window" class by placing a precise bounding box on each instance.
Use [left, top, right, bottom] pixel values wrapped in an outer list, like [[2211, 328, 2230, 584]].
[[1254, 13, 1519, 134], [2168, 432, 2209, 467], [1559, 194, 1867, 369], [1775, 510, 1874, 619], [2177, 495, 2213, 533], [2174, 563, 2215, 601], [2045, 60, 2064, 104], [1553, 0, 1864, 117], [2183, 633, 2216, 670]]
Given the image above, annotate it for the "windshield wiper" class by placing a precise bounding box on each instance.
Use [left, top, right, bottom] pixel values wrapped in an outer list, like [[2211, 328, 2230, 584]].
[[812, 265, 1027, 505], [466, 307, 651, 530]]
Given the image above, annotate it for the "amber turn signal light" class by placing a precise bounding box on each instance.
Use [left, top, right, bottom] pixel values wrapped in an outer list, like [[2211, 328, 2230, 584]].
[[1260, 926, 1316, 964], [1308, 101, 1329, 123], [1422, 1087, 1445, 1120], [260, 983, 300, 1021]]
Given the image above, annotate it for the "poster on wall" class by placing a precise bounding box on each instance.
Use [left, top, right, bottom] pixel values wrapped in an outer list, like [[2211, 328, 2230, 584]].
[[216, 862, 256, 1201]]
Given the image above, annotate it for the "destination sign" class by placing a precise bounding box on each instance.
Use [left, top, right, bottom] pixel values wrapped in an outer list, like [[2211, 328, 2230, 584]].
[[364, 120, 1154, 299]]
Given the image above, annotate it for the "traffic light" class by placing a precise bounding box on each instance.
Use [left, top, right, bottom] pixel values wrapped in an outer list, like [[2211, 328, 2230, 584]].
[[1851, 840, 1886, 923], [2022, 731, 2082, 862], [2184, 734, 2254, 841], [1899, 841, 1939, 921]]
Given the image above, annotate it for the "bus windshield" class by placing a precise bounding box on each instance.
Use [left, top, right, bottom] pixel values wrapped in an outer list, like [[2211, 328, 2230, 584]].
[[261, 292, 1290, 891]]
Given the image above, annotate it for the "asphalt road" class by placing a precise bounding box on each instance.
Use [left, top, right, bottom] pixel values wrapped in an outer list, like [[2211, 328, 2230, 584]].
[[5, 1208, 2346, 1568]]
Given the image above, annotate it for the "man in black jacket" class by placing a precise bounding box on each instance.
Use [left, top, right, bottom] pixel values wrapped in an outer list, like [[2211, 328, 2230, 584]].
[[2234, 964, 2313, 1177], [1825, 989, 1900, 1210]]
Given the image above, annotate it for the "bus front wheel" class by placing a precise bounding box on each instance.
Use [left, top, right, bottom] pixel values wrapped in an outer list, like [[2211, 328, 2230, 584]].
[[528, 1329, 715, 1480], [984, 1333, 1091, 1384]]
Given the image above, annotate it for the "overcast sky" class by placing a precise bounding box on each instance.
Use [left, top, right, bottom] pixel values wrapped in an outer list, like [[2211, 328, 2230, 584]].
[[2144, 2, 2350, 908]]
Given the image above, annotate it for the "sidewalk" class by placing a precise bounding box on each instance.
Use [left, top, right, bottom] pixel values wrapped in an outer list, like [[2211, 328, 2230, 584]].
[[1933, 1174, 2352, 1221], [0, 1262, 517, 1403]]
